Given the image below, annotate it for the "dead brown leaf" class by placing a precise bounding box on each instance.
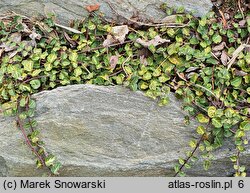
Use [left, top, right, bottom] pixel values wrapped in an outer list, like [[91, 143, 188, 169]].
[[21, 22, 32, 33], [111, 25, 129, 43], [177, 72, 187, 82], [103, 25, 129, 47], [246, 46, 250, 53], [103, 35, 117, 47], [213, 51, 222, 57], [29, 28, 41, 41], [140, 55, 148, 66], [136, 35, 170, 48], [23, 40, 37, 48], [212, 42, 226, 51], [63, 31, 77, 47], [221, 50, 229, 66], [138, 48, 151, 58], [10, 32, 22, 43], [218, 9, 228, 28], [85, 4, 100, 12], [185, 66, 199, 73], [234, 69, 248, 76], [239, 19, 246, 27], [0, 42, 16, 52], [0, 49, 4, 57], [109, 55, 119, 69]]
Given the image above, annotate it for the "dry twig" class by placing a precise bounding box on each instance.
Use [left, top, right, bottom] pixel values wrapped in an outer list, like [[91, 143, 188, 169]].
[[218, 9, 227, 28], [238, 0, 245, 20], [227, 44, 250, 70]]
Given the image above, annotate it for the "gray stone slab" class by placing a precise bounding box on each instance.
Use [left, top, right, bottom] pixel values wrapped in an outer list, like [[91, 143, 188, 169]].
[[0, 84, 249, 176], [0, 0, 213, 25]]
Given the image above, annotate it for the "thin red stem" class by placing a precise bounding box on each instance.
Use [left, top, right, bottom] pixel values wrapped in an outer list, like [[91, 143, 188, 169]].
[[174, 134, 204, 177], [16, 98, 45, 166]]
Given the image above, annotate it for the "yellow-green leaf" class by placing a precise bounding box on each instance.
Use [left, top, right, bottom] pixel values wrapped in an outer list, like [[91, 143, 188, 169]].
[[69, 52, 78, 62], [196, 126, 205, 135], [189, 139, 196, 148], [32, 69, 42, 77], [168, 55, 182, 65], [197, 113, 209, 123], [74, 67, 82, 77], [45, 155, 56, 167], [44, 63, 52, 71], [22, 60, 34, 72], [207, 106, 216, 118], [47, 53, 57, 63]]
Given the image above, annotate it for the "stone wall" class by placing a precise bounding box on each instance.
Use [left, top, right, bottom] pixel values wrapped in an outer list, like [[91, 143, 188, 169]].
[[0, 0, 213, 25], [0, 85, 249, 176]]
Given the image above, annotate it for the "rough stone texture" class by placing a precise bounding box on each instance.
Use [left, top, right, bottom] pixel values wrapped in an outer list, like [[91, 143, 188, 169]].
[[0, 84, 250, 176], [0, 0, 213, 25]]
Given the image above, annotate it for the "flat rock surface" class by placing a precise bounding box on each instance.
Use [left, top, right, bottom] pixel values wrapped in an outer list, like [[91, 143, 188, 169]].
[[0, 84, 249, 176], [0, 0, 213, 25]]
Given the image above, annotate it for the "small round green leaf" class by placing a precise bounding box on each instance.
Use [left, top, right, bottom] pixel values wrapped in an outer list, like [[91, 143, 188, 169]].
[[22, 60, 34, 72], [196, 126, 206, 135], [30, 80, 41, 89], [212, 34, 222, 44]]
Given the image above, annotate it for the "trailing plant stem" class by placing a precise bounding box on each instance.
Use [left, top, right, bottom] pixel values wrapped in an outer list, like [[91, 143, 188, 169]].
[[174, 134, 205, 177], [16, 113, 45, 166]]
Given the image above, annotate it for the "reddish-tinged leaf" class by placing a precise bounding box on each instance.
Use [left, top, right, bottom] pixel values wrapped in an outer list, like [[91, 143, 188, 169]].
[[213, 51, 221, 57], [239, 19, 246, 27], [85, 4, 100, 12], [103, 34, 117, 47], [234, 69, 248, 76], [109, 55, 119, 69]]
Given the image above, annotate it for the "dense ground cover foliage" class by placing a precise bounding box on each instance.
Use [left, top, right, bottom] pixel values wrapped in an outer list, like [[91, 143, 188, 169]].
[[0, 2, 249, 176]]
